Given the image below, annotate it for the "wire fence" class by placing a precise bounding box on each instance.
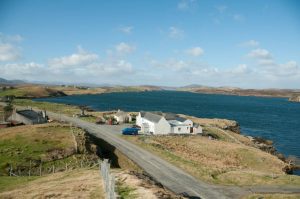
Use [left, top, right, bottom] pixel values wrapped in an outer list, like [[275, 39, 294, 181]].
[[6, 158, 99, 177], [100, 159, 116, 199]]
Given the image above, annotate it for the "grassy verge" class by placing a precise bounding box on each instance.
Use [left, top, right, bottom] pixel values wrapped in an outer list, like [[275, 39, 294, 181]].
[[122, 135, 300, 186], [116, 182, 137, 199], [0, 176, 39, 192], [0, 169, 104, 198]]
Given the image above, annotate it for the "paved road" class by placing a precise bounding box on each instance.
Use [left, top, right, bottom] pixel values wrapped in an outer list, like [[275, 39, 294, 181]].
[[47, 111, 248, 199], [2, 102, 299, 199]]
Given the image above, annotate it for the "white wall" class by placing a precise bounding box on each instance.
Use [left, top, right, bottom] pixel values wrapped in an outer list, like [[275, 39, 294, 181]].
[[136, 113, 142, 126], [114, 115, 124, 123], [154, 118, 171, 135], [194, 126, 203, 134], [171, 126, 190, 134]]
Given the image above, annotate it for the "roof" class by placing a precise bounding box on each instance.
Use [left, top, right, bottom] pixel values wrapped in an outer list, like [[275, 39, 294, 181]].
[[168, 120, 189, 127], [17, 110, 43, 120], [142, 112, 163, 123], [193, 123, 201, 128], [162, 113, 188, 122]]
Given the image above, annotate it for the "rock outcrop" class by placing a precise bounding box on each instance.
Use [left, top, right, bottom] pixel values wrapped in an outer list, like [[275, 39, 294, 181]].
[[289, 95, 300, 102]]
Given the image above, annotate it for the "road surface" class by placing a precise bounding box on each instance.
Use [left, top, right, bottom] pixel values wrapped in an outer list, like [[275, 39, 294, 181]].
[[45, 111, 300, 199]]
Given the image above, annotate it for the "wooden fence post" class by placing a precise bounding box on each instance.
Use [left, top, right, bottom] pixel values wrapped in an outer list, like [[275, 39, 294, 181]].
[[29, 160, 31, 177], [9, 165, 12, 177], [39, 164, 42, 176]]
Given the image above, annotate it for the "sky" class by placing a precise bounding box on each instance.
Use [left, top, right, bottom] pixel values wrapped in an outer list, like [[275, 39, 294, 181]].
[[0, 0, 300, 88]]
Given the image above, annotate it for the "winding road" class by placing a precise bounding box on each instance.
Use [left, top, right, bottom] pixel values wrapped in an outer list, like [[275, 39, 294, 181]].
[[45, 111, 300, 199], [1, 101, 299, 199]]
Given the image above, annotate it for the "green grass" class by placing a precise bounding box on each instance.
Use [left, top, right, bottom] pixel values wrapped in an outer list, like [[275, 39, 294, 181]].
[[79, 115, 97, 123], [0, 176, 39, 192], [0, 124, 75, 175], [13, 99, 80, 116], [116, 183, 137, 199], [0, 88, 27, 97]]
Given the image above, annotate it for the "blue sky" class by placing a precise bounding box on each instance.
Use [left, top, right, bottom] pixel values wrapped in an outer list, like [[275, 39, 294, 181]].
[[0, 0, 300, 88]]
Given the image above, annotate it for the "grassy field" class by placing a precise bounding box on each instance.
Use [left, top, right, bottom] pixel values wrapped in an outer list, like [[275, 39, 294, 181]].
[[0, 169, 104, 198], [0, 123, 79, 175], [13, 99, 81, 116], [0, 85, 66, 98], [122, 135, 300, 186]]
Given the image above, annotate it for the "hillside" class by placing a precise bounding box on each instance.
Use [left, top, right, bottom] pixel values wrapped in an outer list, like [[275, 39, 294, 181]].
[[0, 78, 25, 85], [0, 169, 104, 198], [178, 86, 300, 98], [0, 122, 99, 176], [0, 85, 66, 98], [122, 123, 300, 186]]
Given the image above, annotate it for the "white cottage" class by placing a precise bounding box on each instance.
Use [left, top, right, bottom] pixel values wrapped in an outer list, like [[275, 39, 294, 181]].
[[114, 110, 132, 123], [136, 111, 201, 135], [136, 112, 170, 135]]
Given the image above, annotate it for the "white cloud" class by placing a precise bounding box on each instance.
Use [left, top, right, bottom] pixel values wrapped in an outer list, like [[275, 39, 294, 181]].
[[115, 42, 136, 54], [240, 40, 260, 47], [0, 33, 23, 62], [169, 27, 184, 39], [248, 48, 272, 60], [185, 47, 204, 57], [47, 46, 133, 79], [1, 62, 45, 79], [49, 46, 98, 67], [177, 0, 197, 11], [0, 43, 21, 61], [230, 64, 250, 74], [119, 26, 133, 34]]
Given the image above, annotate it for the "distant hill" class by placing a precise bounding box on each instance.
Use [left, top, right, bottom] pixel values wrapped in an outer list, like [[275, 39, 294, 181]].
[[179, 85, 300, 98], [0, 77, 25, 85]]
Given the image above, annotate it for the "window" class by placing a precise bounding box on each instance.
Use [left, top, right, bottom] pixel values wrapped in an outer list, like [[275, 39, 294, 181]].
[[178, 127, 181, 131]]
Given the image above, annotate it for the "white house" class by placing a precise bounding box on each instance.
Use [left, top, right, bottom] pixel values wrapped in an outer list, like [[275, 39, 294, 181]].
[[114, 110, 132, 123], [136, 112, 170, 135], [193, 123, 203, 134], [136, 111, 201, 135]]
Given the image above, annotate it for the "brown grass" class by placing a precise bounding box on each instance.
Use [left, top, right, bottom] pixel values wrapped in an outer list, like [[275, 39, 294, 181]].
[[53, 86, 107, 95], [0, 169, 104, 199], [123, 135, 300, 186]]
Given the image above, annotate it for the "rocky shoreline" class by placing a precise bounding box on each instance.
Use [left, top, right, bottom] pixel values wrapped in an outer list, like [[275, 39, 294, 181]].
[[182, 113, 299, 175], [289, 95, 300, 102]]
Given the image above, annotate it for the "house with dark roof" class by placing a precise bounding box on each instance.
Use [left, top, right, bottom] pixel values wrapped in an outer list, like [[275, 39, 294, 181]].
[[8, 109, 48, 125], [136, 111, 201, 135]]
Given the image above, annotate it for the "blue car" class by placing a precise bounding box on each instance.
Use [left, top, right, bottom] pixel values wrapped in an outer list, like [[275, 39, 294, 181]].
[[122, 127, 139, 135]]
